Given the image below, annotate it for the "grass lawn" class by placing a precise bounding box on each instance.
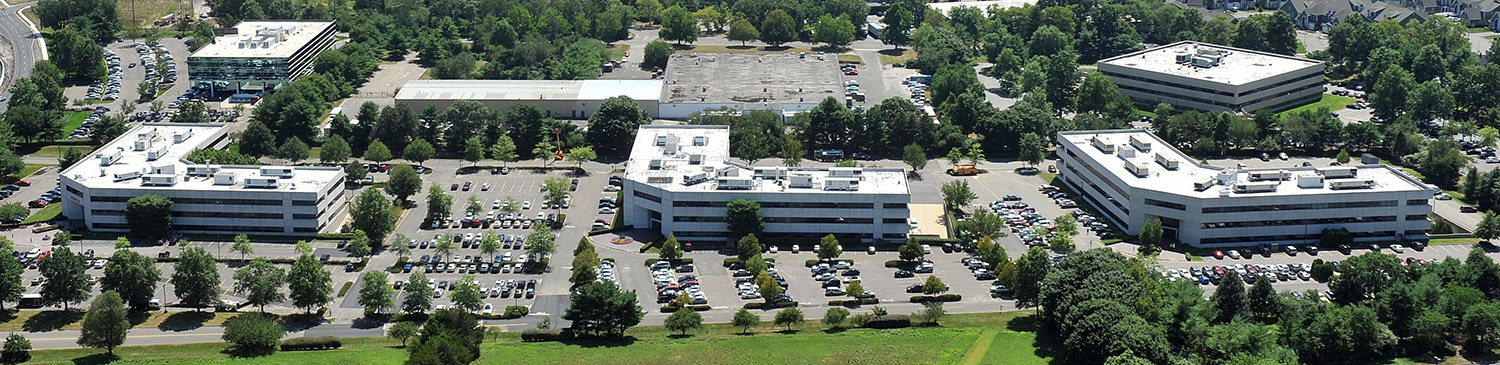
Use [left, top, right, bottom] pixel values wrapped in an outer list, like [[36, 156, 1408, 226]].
[[0, 310, 254, 333], [58, 111, 90, 140], [838, 54, 863, 64], [608, 44, 630, 60], [309, 146, 322, 160], [877, 49, 918, 65], [21, 8, 39, 30], [1038, 172, 1056, 184], [116, 0, 182, 27], [28, 336, 405, 365], [18, 163, 47, 180], [1278, 94, 1356, 118], [1488, 34, 1500, 39], [31, 145, 91, 158], [21, 203, 61, 225], [1431, 237, 1481, 245], [1469, 26, 1494, 33]]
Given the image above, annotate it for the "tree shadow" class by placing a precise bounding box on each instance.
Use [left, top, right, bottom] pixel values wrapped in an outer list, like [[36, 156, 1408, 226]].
[[665, 333, 693, 339], [127, 310, 153, 326], [1005, 313, 1042, 332], [776, 329, 801, 334], [280, 312, 326, 331], [351, 315, 388, 329], [221, 344, 277, 358], [732, 331, 756, 336], [23, 310, 84, 332], [68, 352, 119, 365], [560, 336, 638, 348], [907, 171, 924, 181], [157, 311, 214, 331], [877, 49, 909, 57], [821, 327, 847, 334]]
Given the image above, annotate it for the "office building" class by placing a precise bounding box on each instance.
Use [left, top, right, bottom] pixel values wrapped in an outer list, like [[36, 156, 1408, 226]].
[[188, 20, 338, 93], [1097, 41, 1325, 112], [1056, 129, 1434, 247], [60, 123, 348, 235], [622, 125, 911, 243]]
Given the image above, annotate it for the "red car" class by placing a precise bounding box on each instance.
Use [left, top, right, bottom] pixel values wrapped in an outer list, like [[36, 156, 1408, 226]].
[[843, 69, 858, 75], [14, 180, 29, 186], [1213, 250, 1224, 259], [27, 201, 46, 208]]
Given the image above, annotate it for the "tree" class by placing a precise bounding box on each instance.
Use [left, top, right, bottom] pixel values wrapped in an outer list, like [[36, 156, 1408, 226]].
[[563, 282, 645, 336], [1012, 247, 1051, 308], [660, 6, 699, 45], [351, 189, 396, 243], [319, 135, 352, 164], [386, 164, 423, 202], [433, 239, 457, 262], [276, 138, 310, 164], [450, 275, 483, 313], [817, 235, 843, 261], [1479, 212, 1500, 242], [287, 253, 332, 314], [234, 258, 286, 313], [358, 271, 395, 314], [490, 135, 518, 166], [344, 161, 368, 183], [728, 19, 759, 46], [899, 239, 925, 262], [39, 247, 90, 310], [774, 307, 805, 330], [916, 301, 947, 325], [1211, 271, 1248, 323], [222, 314, 284, 354], [0, 239, 20, 312], [733, 308, 762, 333], [173, 247, 220, 310], [760, 9, 796, 47], [237, 121, 277, 157], [77, 291, 128, 355], [757, 272, 783, 302], [231, 234, 254, 261], [57, 148, 84, 170], [1372, 66, 1416, 122], [463, 137, 485, 165], [846, 280, 866, 298], [99, 250, 159, 310], [882, 4, 914, 49], [1139, 218, 1163, 253], [941, 180, 977, 209], [902, 143, 927, 173], [403, 139, 434, 167], [665, 307, 704, 335], [388, 321, 420, 347], [1247, 276, 1279, 323], [644, 40, 675, 66], [586, 96, 651, 156], [1466, 303, 1500, 351], [2, 333, 31, 364], [524, 224, 558, 262], [124, 194, 173, 240], [403, 272, 434, 314], [823, 307, 851, 328], [0, 204, 21, 225], [736, 234, 763, 262], [406, 309, 484, 364], [565, 146, 597, 170], [478, 231, 501, 259], [1482, 126, 1500, 148], [781, 136, 804, 167], [659, 234, 683, 261], [975, 235, 1009, 270], [813, 15, 856, 48], [727, 198, 764, 239], [922, 276, 949, 295], [1018, 133, 1046, 167], [294, 241, 313, 256], [364, 140, 393, 162]]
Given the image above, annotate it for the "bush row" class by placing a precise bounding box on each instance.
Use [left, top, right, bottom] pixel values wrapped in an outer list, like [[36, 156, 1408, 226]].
[[658, 305, 712, 313], [909, 294, 962, 303], [337, 281, 353, 297], [804, 259, 854, 267], [742, 301, 798, 310], [280, 336, 342, 351], [884, 260, 931, 268], [315, 233, 355, 240], [472, 306, 529, 320], [863, 314, 912, 329], [521, 328, 576, 342], [827, 297, 880, 306]]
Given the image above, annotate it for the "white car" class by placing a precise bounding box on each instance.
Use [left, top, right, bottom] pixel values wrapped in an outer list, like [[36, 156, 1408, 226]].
[[791, 245, 800, 253], [1391, 244, 1406, 253], [921, 244, 931, 254], [482, 303, 494, 314], [769, 246, 779, 254], [493, 200, 502, 209], [522, 201, 532, 209]]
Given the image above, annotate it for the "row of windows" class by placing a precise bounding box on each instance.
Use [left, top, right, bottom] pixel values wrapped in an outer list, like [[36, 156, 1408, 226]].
[[90, 196, 287, 206], [1407, 215, 1429, 221], [1200, 231, 1403, 244], [1065, 164, 1131, 215], [765, 217, 875, 224], [672, 201, 881, 209], [1201, 200, 1398, 213], [1103, 70, 1323, 109], [1407, 199, 1429, 206], [634, 190, 661, 203], [90, 209, 286, 219], [1064, 149, 1131, 200], [1199, 216, 1397, 229], [1062, 174, 1130, 231], [90, 222, 305, 233], [1144, 198, 1186, 211]]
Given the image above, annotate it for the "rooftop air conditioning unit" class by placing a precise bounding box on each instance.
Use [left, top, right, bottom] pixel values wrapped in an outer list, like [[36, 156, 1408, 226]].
[[259, 166, 295, 178], [1091, 135, 1115, 154], [1297, 174, 1324, 188], [1248, 170, 1291, 181], [142, 174, 177, 187], [693, 136, 706, 146], [1232, 181, 1279, 193], [244, 177, 279, 189], [689, 154, 703, 165], [655, 135, 667, 146], [173, 129, 194, 143], [146, 143, 171, 161], [187, 165, 221, 177], [98, 148, 123, 166], [825, 178, 858, 191], [113, 171, 142, 182], [213, 172, 238, 185], [1124, 161, 1150, 177], [683, 172, 709, 186], [1193, 176, 1216, 191], [788, 174, 813, 188], [649, 159, 663, 170], [1317, 166, 1357, 179], [717, 178, 753, 190], [1328, 179, 1376, 190], [1129, 135, 1152, 152], [1154, 153, 1179, 170], [828, 167, 861, 178]]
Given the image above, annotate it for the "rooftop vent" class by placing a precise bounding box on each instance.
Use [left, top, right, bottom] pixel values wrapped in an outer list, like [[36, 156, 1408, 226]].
[[693, 136, 706, 146]]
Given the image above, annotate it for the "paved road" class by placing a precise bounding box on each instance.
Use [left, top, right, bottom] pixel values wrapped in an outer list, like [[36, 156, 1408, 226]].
[[0, 1, 42, 113]]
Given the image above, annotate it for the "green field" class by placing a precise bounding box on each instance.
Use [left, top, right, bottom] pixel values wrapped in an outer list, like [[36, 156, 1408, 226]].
[[21, 204, 62, 225], [1279, 94, 1356, 118], [28, 311, 1047, 365], [59, 111, 90, 140], [32, 145, 91, 158]]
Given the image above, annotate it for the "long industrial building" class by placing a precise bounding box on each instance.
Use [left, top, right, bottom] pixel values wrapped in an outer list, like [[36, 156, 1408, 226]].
[[1097, 41, 1326, 112], [60, 123, 348, 235], [394, 80, 664, 119], [622, 125, 912, 243], [188, 20, 338, 93], [1056, 129, 1434, 247]]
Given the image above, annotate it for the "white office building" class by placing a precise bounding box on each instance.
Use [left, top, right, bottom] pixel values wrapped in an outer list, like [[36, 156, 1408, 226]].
[[622, 125, 912, 243], [60, 123, 348, 235], [188, 20, 338, 93], [1056, 129, 1434, 247], [1097, 41, 1326, 112]]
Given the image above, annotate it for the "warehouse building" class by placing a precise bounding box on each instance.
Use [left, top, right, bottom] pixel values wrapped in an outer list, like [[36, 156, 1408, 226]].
[[1097, 41, 1326, 112], [1056, 129, 1434, 248], [622, 125, 912, 243], [394, 80, 664, 119], [60, 123, 348, 235], [187, 20, 338, 93]]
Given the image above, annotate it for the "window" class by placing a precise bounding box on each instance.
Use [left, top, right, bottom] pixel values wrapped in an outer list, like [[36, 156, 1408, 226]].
[[883, 203, 908, 209], [1202, 200, 1397, 213], [633, 190, 662, 203], [1144, 198, 1186, 211]]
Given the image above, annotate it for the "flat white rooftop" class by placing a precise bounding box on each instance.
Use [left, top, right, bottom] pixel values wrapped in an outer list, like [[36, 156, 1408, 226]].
[[62, 123, 341, 193], [1058, 129, 1431, 199], [626, 125, 907, 195], [927, 0, 1038, 15], [396, 80, 665, 102], [190, 21, 334, 59], [1098, 41, 1322, 86]]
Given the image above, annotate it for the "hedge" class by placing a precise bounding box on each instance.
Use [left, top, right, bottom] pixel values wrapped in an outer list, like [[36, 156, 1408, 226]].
[[337, 281, 353, 297], [827, 298, 880, 306], [742, 301, 798, 310], [863, 314, 912, 329], [884, 260, 931, 268], [804, 259, 854, 267], [521, 328, 575, 342], [909, 294, 962, 303], [315, 233, 355, 240], [644, 258, 693, 266], [280, 336, 342, 351], [658, 305, 712, 313]]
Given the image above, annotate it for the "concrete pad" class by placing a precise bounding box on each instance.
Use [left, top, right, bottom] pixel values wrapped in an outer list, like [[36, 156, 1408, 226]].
[[910, 203, 948, 239]]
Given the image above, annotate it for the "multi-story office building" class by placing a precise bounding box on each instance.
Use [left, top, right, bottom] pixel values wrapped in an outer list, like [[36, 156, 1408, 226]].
[[1097, 41, 1326, 112], [60, 123, 348, 235], [622, 125, 911, 243], [187, 20, 337, 93], [1056, 129, 1434, 248]]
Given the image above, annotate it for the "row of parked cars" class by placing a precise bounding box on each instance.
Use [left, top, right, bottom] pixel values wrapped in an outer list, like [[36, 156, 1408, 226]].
[[29, 186, 62, 208], [93, 49, 123, 101], [67, 107, 111, 140], [653, 261, 707, 304], [136, 42, 177, 89], [417, 278, 536, 301], [1165, 263, 1313, 285]]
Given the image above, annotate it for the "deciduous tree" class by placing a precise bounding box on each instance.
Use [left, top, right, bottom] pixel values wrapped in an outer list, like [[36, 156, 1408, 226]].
[[100, 250, 159, 310], [77, 291, 128, 355]]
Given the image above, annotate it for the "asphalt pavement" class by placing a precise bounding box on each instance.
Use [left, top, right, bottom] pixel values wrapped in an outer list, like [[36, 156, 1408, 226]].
[[0, 1, 42, 113]]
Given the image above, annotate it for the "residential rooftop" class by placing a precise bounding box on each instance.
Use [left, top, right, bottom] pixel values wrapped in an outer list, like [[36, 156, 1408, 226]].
[[1097, 41, 1323, 86], [394, 80, 665, 101], [625, 125, 908, 195], [1057, 129, 1432, 199], [61, 123, 342, 193], [190, 21, 335, 59]]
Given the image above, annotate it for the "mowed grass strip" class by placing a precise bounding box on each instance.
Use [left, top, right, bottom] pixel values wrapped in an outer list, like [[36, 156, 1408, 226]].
[[490, 327, 984, 365]]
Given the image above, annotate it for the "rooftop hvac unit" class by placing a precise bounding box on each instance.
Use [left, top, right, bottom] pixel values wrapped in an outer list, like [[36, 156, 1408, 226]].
[[146, 143, 171, 161], [1091, 135, 1115, 154], [138, 127, 158, 141], [1232, 181, 1279, 193], [244, 177, 279, 189], [149, 163, 175, 175], [1194, 176, 1217, 191], [754, 167, 787, 179], [649, 159, 663, 170], [825, 178, 858, 191], [717, 167, 740, 177], [789, 174, 814, 188], [1124, 161, 1150, 177], [1317, 166, 1358, 179], [213, 171, 238, 185], [655, 135, 667, 146], [689, 154, 703, 165], [693, 136, 706, 146], [1154, 153, 1179, 170], [1175, 52, 1192, 64], [113, 171, 142, 182], [133, 137, 153, 152], [683, 172, 710, 186], [1129, 135, 1152, 152], [142, 174, 177, 187], [829, 167, 862, 178], [173, 129, 194, 143], [1248, 170, 1291, 181], [98, 148, 123, 166], [1328, 179, 1376, 190], [717, 178, 753, 190], [187, 165, 221, 176], [259, 166, 295, 178], [1297, 174, 1325, 188], [1119, 147, 1136, 158]]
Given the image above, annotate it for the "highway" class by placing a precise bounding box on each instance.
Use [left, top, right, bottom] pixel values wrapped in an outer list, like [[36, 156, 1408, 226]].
[[0, 0, 42, 113]]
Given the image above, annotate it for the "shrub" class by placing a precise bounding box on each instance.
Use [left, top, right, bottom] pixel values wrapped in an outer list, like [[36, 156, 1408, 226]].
[[909, 294, 962, 303], [743, 301, 798, 310], [849, 313, 875, 327], [503, 306, 529, 318], [827, 298, 880, 306], [521, 328, 574, 342], [723, 258, 741, 267], [338, 281, 354, 296], [863, 314, 912, 329], [659, 305, 712, 313], [222, 314, 285, 354], [279, 336, 342, 351]]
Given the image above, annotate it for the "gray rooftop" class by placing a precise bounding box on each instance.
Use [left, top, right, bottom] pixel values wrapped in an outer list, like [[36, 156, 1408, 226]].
[[625, 125, 907, 195], [61, 123, 342, 193], [1098, 41, 1323, 86], [395, 80, 665, 101], [662, 53, 842, 104], [189, 21, 334, 59]]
